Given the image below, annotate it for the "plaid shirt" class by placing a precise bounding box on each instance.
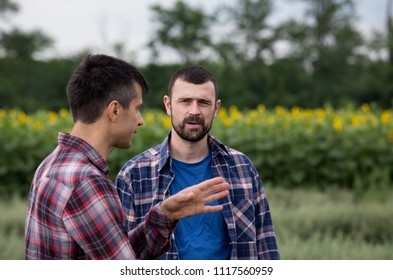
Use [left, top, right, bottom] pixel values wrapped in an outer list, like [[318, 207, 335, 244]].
[[115, 133, 280, 260], [25, 132, 174, 260]]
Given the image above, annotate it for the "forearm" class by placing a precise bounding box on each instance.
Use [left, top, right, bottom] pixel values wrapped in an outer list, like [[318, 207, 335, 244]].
[[129, 203, 176, 259]]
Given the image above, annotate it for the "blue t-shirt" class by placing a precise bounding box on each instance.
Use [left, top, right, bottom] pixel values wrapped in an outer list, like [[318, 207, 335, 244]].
[[170, 152, 231, 260]]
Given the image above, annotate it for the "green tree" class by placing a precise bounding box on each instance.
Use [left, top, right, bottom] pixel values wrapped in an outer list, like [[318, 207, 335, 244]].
[[1, 0, 54, 60], [218, 0, 276, 63], [388, 0, 393, 66], [148, 0, 213, 64], [0, 0, 18, 20], [0, 0, 18, 57], [357, 0, 393, 108], [213, 0, 288, 107], [0, 57, 78, 112], [0, 28, 54, 59], [277, 0, 365, 107]]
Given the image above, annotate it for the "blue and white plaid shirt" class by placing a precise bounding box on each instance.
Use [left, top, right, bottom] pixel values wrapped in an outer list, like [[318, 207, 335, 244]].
[[115, 133, 280, 260]]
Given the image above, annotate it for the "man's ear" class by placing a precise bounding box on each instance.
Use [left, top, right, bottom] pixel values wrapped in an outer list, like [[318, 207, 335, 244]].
[[163, 95, 172, 116], [107, 100, 120, 121], [213, 99, 221, 118]]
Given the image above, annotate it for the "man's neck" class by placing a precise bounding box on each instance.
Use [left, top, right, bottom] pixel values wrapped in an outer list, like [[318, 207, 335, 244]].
[[70, 121, 112, 160], [169, 131, 209, 163]]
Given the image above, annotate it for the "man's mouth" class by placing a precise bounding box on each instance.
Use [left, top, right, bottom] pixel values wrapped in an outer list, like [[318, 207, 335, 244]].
[[186, 121, 202, 127], [185, 116, 202, 125]]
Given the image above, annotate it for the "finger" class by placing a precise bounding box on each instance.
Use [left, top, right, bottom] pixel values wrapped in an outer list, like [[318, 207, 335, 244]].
[[197, 177, 225, 191], [204, 189, 229, 204], [204, 182, 229, 195], [202, 205, 224, 213]]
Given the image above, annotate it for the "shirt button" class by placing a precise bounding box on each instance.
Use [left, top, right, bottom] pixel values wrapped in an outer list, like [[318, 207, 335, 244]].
[[173, 255, 178, 259]]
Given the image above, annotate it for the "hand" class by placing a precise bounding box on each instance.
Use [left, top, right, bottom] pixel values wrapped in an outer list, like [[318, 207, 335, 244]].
[[160, 177, 229, 221]]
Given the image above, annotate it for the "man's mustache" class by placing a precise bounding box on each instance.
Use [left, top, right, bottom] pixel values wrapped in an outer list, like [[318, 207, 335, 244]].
[[184, 115, 203, 124]]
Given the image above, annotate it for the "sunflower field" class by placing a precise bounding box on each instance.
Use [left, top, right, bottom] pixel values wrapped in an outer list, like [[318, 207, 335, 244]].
[[1, 104, 393, 260], [0, 104, 392, 197]]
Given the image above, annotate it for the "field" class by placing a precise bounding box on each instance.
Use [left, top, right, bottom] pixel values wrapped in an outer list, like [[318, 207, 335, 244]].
[[1, 104, 392, 259], [1, 187, 392, 260]]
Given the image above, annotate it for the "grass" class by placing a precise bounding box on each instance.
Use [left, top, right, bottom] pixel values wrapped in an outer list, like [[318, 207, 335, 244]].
[[267, 186, 393, 259], [0, 195, 27, 260], [1, 187, 393, 260]]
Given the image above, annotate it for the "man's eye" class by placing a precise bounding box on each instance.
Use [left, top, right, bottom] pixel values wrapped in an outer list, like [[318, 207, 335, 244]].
[[199, 101, 211, 106]]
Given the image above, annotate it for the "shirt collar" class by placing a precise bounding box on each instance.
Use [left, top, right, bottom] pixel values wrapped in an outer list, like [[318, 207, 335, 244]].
[[157, 132, 230, 171], [58, 132, 110, 175], [157, 133, 172, 171]]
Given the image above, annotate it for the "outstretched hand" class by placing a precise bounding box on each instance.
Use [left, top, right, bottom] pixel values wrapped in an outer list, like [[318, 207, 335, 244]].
[[160, 177, 229, 221]]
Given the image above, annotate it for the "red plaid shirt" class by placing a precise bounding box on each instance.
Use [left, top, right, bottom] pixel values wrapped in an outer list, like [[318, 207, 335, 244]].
[[25, 132, 175, 259]]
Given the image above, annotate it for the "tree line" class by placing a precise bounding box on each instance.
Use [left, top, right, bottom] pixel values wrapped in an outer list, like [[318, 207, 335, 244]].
[[1, 0, 393, 112]]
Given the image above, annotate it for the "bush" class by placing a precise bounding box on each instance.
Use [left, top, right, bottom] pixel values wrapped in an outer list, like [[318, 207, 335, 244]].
[[0, 104, 392, 197]]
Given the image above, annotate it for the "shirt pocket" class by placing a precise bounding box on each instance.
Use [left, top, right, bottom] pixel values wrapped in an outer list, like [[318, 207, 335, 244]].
[[233, 199, 256, 242]]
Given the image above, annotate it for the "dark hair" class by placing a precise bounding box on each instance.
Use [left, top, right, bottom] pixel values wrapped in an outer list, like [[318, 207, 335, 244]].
[[66, 54, 149, 123], [167, 66, 219, 99]]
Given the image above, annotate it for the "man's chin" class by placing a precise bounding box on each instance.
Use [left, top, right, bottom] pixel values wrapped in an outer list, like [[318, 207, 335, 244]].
[[182, 132, 207, 142], [115, 142, 132, 150]]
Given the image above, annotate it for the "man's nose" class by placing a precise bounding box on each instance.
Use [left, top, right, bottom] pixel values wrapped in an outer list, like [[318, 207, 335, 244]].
[[138, 112, 144, 126], [188, 101, 201, 115]]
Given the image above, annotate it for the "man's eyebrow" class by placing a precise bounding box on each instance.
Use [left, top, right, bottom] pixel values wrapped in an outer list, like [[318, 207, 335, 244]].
[[177, 97, 211, 102]]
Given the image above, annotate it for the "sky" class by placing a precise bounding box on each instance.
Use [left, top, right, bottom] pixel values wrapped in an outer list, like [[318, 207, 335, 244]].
[[5, 0, 390, 64]]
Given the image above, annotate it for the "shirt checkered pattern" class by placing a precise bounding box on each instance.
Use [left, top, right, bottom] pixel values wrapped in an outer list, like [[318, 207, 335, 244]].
[[115, 133, 280, 260], [25, 132, 174, 260]]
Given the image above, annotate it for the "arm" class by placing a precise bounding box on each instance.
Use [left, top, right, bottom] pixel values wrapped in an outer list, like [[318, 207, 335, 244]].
[[253, 171, 280, 260], [127, 203, 174, 259], [115, 170, 172, 259]]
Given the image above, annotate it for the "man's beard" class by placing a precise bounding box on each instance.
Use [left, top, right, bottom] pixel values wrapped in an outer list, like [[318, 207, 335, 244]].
[[172, 115, 212, 142]]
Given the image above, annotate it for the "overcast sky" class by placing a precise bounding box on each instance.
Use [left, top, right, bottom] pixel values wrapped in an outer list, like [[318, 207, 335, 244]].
[[6, 0, 389, 64]]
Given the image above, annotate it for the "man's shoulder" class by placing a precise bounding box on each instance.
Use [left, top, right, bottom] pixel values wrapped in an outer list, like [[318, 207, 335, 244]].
[[211, 137, 252, 163], [135, 143, 163, 161], [121, 143, 164, 170], [66, 147, 99, 169], [33, 146, 105, 193], [211, 137, 258, 173], [222, 147, 255, 167], [135, 144, 162, 159]]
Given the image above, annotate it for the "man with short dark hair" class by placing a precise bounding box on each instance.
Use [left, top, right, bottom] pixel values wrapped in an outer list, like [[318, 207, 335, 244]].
[[25, 55, 229, 260], [116, 65, 280, 260]]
